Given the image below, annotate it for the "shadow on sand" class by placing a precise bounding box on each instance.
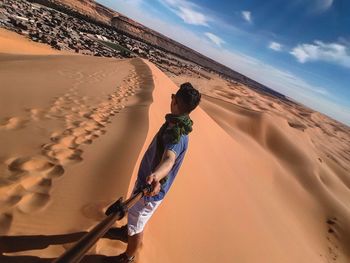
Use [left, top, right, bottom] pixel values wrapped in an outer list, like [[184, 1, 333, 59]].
[[0, 227, 127, 263]]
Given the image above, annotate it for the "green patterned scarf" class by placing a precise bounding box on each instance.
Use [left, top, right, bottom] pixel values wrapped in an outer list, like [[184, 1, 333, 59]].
[[162, 114, 193, 144]]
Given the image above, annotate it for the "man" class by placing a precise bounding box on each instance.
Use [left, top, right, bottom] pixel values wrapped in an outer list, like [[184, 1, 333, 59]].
[[109, 82, 201, 263]]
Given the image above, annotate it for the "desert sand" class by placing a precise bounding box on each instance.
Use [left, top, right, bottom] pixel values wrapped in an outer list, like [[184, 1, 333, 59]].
[[0, 29, 154, 260], [0, 29, 350, 263], [0, 28, 62, 55]]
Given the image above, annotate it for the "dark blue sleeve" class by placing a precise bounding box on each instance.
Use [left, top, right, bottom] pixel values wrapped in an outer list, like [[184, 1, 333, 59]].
[[164, 139, 184, 158]]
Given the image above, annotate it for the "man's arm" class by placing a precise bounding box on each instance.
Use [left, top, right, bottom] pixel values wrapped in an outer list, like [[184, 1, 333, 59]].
[[145, 150, 176, 196]]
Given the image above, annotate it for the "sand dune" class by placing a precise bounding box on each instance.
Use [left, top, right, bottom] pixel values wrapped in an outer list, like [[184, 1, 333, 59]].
[[1, 30, 349, 263], [0, 34, 154, 260], [0, 28, 62, 55], [137, 63, 350, 263], [173, 71, 350, 172]]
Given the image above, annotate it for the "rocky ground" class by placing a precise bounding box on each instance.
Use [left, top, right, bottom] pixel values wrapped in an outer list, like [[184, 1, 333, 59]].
[[1, 0, 126, 57], [0, 0, 210, 80]]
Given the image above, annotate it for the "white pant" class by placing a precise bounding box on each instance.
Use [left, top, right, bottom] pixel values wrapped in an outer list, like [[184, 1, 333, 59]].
[[127, 198, 162, 236]]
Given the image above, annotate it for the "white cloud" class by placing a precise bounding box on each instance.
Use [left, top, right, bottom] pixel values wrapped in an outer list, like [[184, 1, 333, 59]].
[[290, 41, 350, 68], [313, 0, 334, 12], [97, 0, 350, 125], [176, 6, 208, 26], [204, 32, 225, 47], [241, 11, 252, 23], [159, 0, 210, 26], [296, 0, 333, 14], [269, 41, 283, 51]]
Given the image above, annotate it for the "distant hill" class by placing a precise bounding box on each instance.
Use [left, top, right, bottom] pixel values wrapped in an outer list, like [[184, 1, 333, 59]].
[[28, 0, 289, 101]]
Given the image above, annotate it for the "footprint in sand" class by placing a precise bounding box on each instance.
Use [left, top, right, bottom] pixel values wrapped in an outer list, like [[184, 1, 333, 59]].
[[0, 117, 27, 130], [1, 70, 140, 216], [51, 134, 78, 147], [7, 157, 55, 173], [325, 217, 340, 261], [79, 119, 105, 131], [52, 97, 66, 106], [42, 107, 110, 164], [71, 106, 81, 113], [0, 213, 13, 234], [77, 110, 90, 118], [69, 126, 90, 137], [88, 113, 109, 126], [21, 176, 52, 195], [72, 99, 83, 105], [17, 192, 51, 213], [27, 108, 46, 121], [42, 142, 83, 165], [0, 185, 26, 211], [45, 164, 65, 178], [0, 194, 23, 211], [3, 156, 64, 214], [1, 160, 27, 186], [75, 134, 94, 145]]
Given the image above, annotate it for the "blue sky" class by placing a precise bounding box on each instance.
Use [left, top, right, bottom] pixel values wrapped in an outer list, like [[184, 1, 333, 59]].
[[98, 0, 350, 125]]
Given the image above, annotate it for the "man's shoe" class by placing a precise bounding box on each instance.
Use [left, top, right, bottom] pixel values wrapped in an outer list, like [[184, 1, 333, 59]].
[[104, 225, 128, 243], [107, 252, 135, 263]]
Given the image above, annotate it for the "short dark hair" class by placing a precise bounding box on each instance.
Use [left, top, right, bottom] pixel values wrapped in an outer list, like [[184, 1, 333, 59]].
[[175, 82, 201, 113]]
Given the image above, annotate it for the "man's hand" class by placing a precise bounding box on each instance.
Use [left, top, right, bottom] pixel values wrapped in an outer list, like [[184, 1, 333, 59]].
[[144, 150, 176, 197], [145, 174, 161, 197]]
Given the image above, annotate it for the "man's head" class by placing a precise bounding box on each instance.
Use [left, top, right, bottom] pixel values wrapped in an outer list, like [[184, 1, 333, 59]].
[[171, 82, 201, 115]]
